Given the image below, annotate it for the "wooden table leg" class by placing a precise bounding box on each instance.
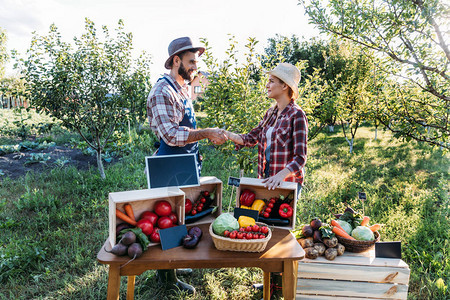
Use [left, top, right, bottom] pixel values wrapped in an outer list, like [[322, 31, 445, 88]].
[[107, 265, 121, 300], [127, 276, 136, 300], [282, 260, 298, 300], [263, 271, 270, 300]]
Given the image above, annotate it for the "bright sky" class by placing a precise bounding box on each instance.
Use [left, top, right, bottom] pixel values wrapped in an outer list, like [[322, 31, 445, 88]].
[[1, 0, 319, 82]]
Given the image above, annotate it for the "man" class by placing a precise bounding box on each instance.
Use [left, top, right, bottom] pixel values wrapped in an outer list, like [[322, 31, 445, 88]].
[[146, 36, 227, 295]]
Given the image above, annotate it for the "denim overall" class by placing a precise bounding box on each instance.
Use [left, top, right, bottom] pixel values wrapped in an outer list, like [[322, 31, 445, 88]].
[[156, 77, 202, 175]]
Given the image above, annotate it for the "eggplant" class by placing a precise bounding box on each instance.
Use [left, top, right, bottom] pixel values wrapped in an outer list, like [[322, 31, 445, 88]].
[[188, 227, 203, 239], [183, 234, 199, 249]]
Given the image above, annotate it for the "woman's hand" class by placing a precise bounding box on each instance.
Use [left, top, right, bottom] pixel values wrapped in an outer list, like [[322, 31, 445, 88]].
[[262, 168, 291, 190], [224, 130, 244, 145]]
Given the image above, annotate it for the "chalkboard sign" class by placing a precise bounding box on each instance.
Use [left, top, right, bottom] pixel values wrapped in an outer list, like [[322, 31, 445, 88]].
[[145, 154, 200, 189]]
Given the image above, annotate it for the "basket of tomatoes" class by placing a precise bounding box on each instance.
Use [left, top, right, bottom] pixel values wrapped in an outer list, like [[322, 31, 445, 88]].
[[209, 222, 272, 252]]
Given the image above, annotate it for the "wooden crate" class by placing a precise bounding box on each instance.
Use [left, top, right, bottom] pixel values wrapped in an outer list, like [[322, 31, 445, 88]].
[[297, 250, 410, 299], [235, 177, 298, 230], [180, 176, 223, 225], [109, 187, 185, 247]]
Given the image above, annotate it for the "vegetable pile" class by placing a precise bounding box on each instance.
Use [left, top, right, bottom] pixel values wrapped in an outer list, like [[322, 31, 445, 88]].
[[212, 214, 271, 240], [116, 200, 179, 245], [331, 206, 382, 241], [238, 189, 295, 226], [293, 217, 345, 260]]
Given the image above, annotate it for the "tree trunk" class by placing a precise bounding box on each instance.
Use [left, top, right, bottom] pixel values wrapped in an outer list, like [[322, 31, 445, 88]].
[[328, 125, 334, 132], [96, 148, 106, 179], [374, 127, 378, 140], [345, 136, 354, 154]]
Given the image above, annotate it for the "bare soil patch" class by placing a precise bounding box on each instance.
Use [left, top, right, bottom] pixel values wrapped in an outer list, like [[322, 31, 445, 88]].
[[0, 145, 101, 180]]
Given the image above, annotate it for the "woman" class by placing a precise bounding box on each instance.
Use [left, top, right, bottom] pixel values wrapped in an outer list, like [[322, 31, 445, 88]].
[[226, 63, 308, 192]]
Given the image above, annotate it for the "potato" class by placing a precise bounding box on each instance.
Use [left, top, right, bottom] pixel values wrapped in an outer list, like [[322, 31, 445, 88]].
[[323, 237, 338, 248], [313, 242, 326, 256], [336, 243, 345, 256], [325, 247, 338, 260], [305, 247, 319, 259], [298, 237, 314, 249]]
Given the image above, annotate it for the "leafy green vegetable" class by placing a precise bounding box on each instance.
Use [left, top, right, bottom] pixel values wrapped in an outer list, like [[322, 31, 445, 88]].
[[335, 220, 352, 235], [351, 226, 374, 241], [212, 213, 239, 236], [319, 224, 335, 239], [339, 211, 363, 229], [118, 227, 150, 249], [292, 224, 308, 239]]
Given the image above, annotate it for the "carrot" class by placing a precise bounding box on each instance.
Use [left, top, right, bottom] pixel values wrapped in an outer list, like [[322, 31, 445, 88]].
[[124, 204, 136, 222], [331, 219, 345, 231], [369, 224, 382, 232], [332, 226, 356, 240], [116, 208, 137, 226], [360, 216, 370, 226]]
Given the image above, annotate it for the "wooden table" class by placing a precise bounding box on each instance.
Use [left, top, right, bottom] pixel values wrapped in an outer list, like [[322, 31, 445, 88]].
[[97, 223, 304, 300]]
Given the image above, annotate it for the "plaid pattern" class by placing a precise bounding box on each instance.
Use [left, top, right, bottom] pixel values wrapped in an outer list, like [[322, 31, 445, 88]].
[[146, 74, 191, 147], [236, 101, 308, 184]]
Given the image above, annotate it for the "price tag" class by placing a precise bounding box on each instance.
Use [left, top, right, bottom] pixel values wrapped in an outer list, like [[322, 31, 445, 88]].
[[358, 192, 366, 201], [228, 176, 240, 187]]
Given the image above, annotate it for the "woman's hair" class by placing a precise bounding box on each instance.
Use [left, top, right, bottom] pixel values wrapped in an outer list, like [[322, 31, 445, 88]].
[[273, 76, 294, 100]]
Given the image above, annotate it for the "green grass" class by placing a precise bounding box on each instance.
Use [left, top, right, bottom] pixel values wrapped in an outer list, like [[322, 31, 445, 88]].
[[0, 110, 449, 299]]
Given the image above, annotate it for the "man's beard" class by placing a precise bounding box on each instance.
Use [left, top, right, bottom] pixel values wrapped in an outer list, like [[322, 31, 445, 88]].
[[178, 62, 193, 81]]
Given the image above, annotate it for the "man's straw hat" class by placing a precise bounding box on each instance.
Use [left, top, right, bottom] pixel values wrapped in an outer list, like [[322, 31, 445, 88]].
[[266, 63, 301, 99], [165, 37, 205, 69]]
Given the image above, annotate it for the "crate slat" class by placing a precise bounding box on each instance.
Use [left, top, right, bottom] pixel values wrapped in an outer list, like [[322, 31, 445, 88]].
[[298, 262, 410, 284], [297, 278, 408, 299], [299, 253, 409, 268], [297, 295, 375, 300]]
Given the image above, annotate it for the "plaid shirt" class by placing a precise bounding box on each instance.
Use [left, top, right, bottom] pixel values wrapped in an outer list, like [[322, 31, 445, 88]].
[[146, 74, 191, 146], [236, 101, 308, 184]]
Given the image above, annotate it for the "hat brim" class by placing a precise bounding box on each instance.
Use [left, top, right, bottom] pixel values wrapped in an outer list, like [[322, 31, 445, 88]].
[[265, 70, 299, 99], [164, 46, 205, 69]]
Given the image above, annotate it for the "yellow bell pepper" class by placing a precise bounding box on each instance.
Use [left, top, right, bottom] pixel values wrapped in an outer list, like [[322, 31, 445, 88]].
[[238, 216, 256, 228], [250, 199, 266, 213]]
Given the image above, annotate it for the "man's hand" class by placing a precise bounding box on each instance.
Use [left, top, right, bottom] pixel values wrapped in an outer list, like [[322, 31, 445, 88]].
[[208, 128, 228, 145]]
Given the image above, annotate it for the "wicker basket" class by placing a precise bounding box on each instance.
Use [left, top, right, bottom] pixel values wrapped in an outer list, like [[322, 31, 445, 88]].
[[209, 222, 272, 252], [336, 231, 380, 253]]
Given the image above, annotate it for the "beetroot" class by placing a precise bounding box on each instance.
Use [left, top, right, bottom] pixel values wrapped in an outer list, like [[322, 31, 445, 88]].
[[188, 226, 203, 239], [310, 218, 322, 231], [104, 243, 128, 256], [302, 225, 313, 237]]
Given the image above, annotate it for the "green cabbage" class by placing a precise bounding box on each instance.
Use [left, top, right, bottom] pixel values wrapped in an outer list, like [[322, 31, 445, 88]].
[[212, 213, 239, 236], [336, 220, 352, 235], [351, 226, 374, 241]]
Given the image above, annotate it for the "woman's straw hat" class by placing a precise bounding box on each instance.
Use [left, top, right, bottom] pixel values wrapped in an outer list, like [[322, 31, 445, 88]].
[[266, 63, 301, 99]]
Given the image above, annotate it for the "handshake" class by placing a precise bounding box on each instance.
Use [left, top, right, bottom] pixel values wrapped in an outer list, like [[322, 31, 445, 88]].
[[207, 128, 229, 145]]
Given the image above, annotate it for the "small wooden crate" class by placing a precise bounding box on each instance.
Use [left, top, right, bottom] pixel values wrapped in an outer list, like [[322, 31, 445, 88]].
[[180, 176, 223, 225], [235, 177, 298, 230], [109, 187, 185, 247], [297, 250, 410, 299]]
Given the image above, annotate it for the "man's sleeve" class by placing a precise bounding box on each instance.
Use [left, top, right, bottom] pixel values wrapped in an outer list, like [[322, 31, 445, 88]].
[[149, 91, 189, 147]]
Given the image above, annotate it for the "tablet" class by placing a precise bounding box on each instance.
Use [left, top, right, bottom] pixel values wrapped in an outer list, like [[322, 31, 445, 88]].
[[145, 153, 200, 189]]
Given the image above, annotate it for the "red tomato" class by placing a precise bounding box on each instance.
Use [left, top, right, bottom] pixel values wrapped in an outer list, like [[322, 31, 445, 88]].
[[237, 232, 244, 239], [263, 212, 270, 218], [253, 233, 260, 239], [259, 234, 266, 239], [140, 211, 158, 225], [246, 226, 253, 232], [252, 225, 260, 232], [150, 228, 160, 243], [185, 199, 193, 214], [239, 227, 246, 232], [267, 203, 274, 208], [137, 218, 154, 236], [191, 209, 197, 216], [197, 206, 203, 212], [246, 233, 253, 239], [229, 231, 237, 239], [224, 230, 230, 237], [168, 212, 178, 224], [203, 191, 209, 197], [157, 216, 174, 229], [154, 200, 172, 217], [260, 226, 269, 234], [200, 197, 206, 203]]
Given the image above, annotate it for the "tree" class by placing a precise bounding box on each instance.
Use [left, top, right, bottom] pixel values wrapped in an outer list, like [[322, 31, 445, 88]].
[[0, 27, 8, 78], [200, 36, 271, 174], [300, 0, 449, 149], [21, 18, 151, 178]]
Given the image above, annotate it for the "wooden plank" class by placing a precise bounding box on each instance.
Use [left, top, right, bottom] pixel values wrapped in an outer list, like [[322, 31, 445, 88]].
[[297, 279, 408, 299], [297, 295, 376, 300], [299, 253, 409, 268], [298, 262, 410, 284]]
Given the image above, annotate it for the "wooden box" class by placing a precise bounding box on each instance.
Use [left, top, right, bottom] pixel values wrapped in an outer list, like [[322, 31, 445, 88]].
[[235, 177, 298, 230], [297, 250, 410, 299], [180, 176, 223, 225], [109, 187, 185, 247]]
